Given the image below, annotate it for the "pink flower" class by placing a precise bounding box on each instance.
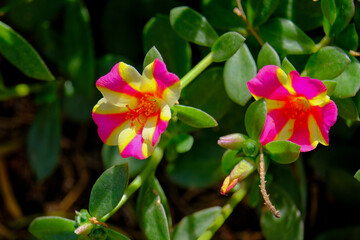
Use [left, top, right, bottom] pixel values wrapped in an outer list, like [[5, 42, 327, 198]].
[[247, 65, 337, 152], [92, 59, 180, 159]]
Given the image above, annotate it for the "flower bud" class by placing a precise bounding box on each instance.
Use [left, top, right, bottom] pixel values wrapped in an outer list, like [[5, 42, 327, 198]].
[[218, 133, 248, 150], [243, 139, 259, 157], [220, 157, 255, 195]]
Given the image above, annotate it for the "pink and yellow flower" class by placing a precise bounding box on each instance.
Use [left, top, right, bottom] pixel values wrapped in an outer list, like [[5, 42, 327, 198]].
[[92, 59, 180, 159], [247, 65, 337, 152]]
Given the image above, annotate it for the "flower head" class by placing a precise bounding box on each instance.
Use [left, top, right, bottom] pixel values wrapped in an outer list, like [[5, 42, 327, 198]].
[[92, 59, 180, 159], [247, 65, 337, 152]]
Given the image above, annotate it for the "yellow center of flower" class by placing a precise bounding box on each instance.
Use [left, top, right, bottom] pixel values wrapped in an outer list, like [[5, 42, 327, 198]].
[[126, 94, 159, 126], [285, 96, 311, 120]]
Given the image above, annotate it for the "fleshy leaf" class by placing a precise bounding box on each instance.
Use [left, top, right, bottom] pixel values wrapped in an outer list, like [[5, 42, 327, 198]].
[[137, 176, 171, 240], [221, 149, 241, 175], [143, 46, 163, 69], [304, 46, 350, 80], [172, 207, 221, 240], [281, 57, 296, 75], [224, 44, 257, 106], [322, 80, 337, 96], [354, 169, 360, 182], [172, 105, 218, 128], [247, 0, 279, 27], [102, 145, 148, 178], [265, 141, 301, 164], [259, 18, 316, 55], [257, 42, 281, 70], [0, 21, 54, 81], [334, 23, 359, 51], [333, 97, 359, 121], [28, 101, 61, 180], [245, 99, 267, 141], [174, 133, 194, 153], [332, 62, 360, 98], [143, 14, 191, 77], [107, 229, 131, 240], [29, 216, 77, 240], [321, 0, 355, 37], [211, 31, 245, 62], [170, 6, 218, 46], [89, 164, 129, 218]]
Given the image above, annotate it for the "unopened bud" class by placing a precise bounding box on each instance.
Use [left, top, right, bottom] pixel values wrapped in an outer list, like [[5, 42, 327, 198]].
[[243, 139, 259, 157], [74, 222, 93, 236], [218, 133, 248, 150], [220, 157, 255, 195]]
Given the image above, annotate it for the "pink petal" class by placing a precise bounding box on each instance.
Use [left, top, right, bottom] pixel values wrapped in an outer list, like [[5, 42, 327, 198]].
[[96, 63, 139, 96], [289, 71, 328, 99], [309, 100, 338, 145], [288, 119, 314, 152], [260, 108, 290, 145], [121, 132, 146, 159], [247, 65, 292, 101]]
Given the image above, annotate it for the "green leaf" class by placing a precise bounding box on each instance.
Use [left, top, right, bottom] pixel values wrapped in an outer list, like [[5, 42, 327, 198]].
[[274, 0, 323, 31], [281, 57, 296, 75], [245, 99, 267, 141], [265, 141, 301, 164], [247, 0, 279, 27], [332, 62, 360, 98], [354, 169, 360, 182], [89, 164, 129, 218], [28, 100, 61, 180], [0, 21, 54, 81], [172, 207, 221, 240], [334, 23, 359, 51], [62, 0, 95, 97], [174, 133, 194, 153], [333, 97, 359, 121], [260, 185, 304, 240], [221, 149, 242, 175], [29, 216, 77, 240], [181, 67, 233, 121], [143, 14, 191, 77], [321, 0, 355, 37], [200, 0, 245, 29], [259, 18, 316, 55], [172, 105, 218, 128], [166, 130, 223, 188], [107, 229, 131, 240], [304, 46, 350, 80], [170, 6, 218, 47], [257, 43, 281, 70], [137, 176, 171, 240], [102, 145, 148, 178], [211, 32, 245, 62], [224, 44, 257, 106], [143, 46, 163, 69], [322, 80, 337, 96]]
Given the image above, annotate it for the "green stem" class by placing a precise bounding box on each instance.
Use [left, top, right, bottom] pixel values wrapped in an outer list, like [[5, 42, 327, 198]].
[[314, 35, 332, 52], [99, 147, 164, 222], [197, 184, 247, 240], [180, 52, 213, 89]]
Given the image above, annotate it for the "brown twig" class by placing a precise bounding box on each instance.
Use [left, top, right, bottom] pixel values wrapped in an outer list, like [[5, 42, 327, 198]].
[[234, 0, 264, 46], [350, 50, 360, 57], [259, 145, 280, 218]]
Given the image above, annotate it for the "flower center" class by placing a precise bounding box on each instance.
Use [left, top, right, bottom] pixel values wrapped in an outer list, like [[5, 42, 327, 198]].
[[126, 94, 159, 126], [285, 96, 310, 120]]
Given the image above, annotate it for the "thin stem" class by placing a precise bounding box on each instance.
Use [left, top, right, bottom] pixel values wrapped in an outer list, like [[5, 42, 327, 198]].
[[197, 184, 247, 240], [259, 145, 280, 218], [99, 147, 164, 222], [180, 52, 213, 89], [234, 0, 264, 46]]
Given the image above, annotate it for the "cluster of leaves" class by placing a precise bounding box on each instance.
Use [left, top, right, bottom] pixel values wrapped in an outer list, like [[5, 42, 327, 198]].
[[1, 0, 360, 239]]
